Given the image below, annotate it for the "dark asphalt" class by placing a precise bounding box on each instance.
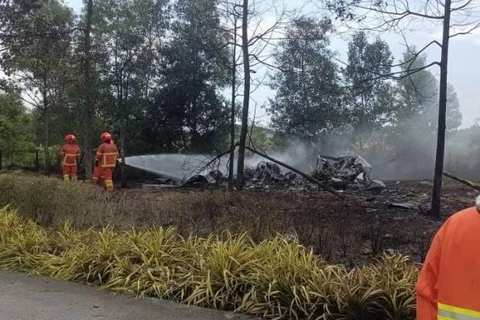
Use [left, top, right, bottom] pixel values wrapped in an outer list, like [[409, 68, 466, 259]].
[[0, 271, 260, 320]]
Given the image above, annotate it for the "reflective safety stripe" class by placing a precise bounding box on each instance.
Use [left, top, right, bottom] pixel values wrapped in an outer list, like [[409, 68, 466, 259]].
[[105, 179, 114, 191], [438, 303, 480, 320], [101, 152, 118, 167], [63, 153, 78, 165]]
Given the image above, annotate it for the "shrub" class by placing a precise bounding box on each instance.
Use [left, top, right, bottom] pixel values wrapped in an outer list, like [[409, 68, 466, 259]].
[[0, 206, 418, 319]]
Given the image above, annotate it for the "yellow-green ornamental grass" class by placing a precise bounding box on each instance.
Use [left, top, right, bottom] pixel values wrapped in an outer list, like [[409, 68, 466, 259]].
[[0, 206, 418, 320]]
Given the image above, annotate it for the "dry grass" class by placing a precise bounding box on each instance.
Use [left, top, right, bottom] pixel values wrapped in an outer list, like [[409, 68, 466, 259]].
[[0, 206, 418, 319], [0, 173, 437, 265], [0, 173, 363, 239]]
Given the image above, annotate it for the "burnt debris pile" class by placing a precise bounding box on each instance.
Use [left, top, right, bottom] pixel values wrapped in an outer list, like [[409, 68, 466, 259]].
[[241, 155, 385, 192], [244, 161, 299, 190], [313, 155, 385, 191]]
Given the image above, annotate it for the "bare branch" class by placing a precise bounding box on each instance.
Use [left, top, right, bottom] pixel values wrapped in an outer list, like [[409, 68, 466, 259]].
[[450, 22, 480, 38], [249, 53, 285, 71], [247, 18, 284, 46], [451, 0, 474, 11], [356, 4, 444, 20]]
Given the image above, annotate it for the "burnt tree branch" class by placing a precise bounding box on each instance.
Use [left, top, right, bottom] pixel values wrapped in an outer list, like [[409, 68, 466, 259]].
[[443, 171, 480, 191]]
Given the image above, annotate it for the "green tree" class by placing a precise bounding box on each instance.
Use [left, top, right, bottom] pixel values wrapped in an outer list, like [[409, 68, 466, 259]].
[[91, 0, 169, 183], [395, 48, 462, 133], [268, 16, 344, 141], [142, 0, 230, 153], [0, 92, 35, 166], [0, 0, 44, 51], [344, 31, 395, 150], [1, 0, 74, 173], [247, 125, 274, 151]]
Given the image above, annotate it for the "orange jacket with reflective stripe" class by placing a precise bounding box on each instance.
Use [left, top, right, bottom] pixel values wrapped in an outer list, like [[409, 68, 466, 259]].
[[95, 142, 119, 168], [416, 206, 480, 320], [60, 143, 81, 166]]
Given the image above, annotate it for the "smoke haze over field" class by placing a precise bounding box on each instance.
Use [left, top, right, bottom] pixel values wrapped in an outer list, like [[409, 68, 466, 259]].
[[124, 122, 480, 183]]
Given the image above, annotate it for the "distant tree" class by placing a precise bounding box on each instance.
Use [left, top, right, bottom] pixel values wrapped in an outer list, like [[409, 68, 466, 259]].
[[0, 93, 35, 161], [268, 16, 344, 141], [445, 84, 462, 130], [144, 86, 230, 153], [343, 31, 395, 150], [395, 48, 462, 134], [143, 0, 230, 153], [247, 125, 274, 151]]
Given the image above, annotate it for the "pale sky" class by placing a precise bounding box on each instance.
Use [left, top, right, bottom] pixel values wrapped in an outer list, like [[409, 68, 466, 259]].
[[64, 0, 480, 129]]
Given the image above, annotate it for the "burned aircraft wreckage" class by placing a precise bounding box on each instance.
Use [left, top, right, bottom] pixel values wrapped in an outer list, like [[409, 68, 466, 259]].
[[180, 154, 386, 192]]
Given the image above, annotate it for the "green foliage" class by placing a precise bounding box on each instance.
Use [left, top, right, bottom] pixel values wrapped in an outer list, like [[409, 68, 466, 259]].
[[0, 0, 76, 170], [0, 93, 35, 152], [392, 47, 462, 144], [269, 16, 344, 140], [91, 0, 169, 154], [247, 125, 274, 151], [141, 0, 231, 153], [0, 204, 419, 319], [344, 31, 395, 148], [1, 0, 74, 83], [0, 93, 37, 168], [0, 173, 436, 268]]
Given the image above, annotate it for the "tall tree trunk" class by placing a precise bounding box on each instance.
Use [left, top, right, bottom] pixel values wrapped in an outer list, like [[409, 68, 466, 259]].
[[431, 0, 451, 218], [83, 0, 94, 180], [236, 0, 250, 190], [43, 91, 50, 176], [228, 17, 237, 191], [119, 128, 126, 188], [119, 74, 127, 188]]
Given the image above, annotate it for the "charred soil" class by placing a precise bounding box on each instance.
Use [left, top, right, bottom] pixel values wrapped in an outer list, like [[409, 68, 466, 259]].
[[123, 179, 477, 266]]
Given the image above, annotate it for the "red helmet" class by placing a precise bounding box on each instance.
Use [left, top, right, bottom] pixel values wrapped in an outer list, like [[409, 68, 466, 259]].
[[101, 132, 112, 142], [65, 134, 76, 144]]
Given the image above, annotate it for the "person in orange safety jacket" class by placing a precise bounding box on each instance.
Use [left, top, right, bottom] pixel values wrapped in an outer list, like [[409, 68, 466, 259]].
[[60, 134, 81, 181], [416, 197, 480, 320], [92, 136, 116, 182], [92, 132, 119, 191]]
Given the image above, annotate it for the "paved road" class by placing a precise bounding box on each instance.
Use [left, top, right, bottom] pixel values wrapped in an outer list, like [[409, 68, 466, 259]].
[[0, 271, 260, 320]]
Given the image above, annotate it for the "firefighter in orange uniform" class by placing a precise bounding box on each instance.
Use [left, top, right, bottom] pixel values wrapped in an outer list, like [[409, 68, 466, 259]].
[[60, 134, 81, 181], [416, 198, 480, 320], [92, 132, 119, 191]]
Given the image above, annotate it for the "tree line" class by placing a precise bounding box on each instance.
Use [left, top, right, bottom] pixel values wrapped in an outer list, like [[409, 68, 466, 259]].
[[0, 0, 476, 202]]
